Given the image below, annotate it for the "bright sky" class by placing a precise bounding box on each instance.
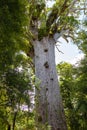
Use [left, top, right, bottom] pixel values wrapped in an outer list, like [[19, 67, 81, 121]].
[[55, 37, 84, 65]]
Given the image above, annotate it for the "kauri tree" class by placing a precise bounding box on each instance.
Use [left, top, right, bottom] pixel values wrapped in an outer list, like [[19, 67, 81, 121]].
[[27, 0, 87, 130]]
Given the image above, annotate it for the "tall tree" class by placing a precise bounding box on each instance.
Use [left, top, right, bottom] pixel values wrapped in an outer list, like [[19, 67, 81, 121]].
[[27, 0, 87, 129], [0, 0, 86, 129]]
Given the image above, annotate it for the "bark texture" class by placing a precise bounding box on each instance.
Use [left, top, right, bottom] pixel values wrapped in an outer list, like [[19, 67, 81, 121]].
[[34, 37, 67, 130]]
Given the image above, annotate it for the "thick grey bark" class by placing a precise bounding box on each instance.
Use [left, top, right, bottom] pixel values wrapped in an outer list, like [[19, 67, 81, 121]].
[[34, 37, 67, 130]]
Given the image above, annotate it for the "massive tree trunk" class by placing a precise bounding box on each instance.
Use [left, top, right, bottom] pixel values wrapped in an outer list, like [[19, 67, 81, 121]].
[[34, 37, 67, 130]]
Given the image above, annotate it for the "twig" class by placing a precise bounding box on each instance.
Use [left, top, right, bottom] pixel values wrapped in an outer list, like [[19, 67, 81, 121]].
[[55, 45, 64, 54]]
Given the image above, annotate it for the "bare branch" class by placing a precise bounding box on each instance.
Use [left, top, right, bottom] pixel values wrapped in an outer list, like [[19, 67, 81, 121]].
[[62, 35, 69, 43], [71, 8, 87, 13], [55, 45, 64, 54], [64, 34, 75, 41]]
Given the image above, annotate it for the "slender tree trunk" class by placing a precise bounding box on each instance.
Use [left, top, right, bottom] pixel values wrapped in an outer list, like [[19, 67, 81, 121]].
[[7, 124, 11, 130], [34, 37, 67, 130], [12, 111, 17, 130]]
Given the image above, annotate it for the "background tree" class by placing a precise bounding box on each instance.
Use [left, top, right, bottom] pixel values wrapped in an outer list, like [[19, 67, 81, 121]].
[[57, 62, 80, 130], [0, 1, 35, 130], [74, 19, 87, 130], [57, 60, 87, 130]]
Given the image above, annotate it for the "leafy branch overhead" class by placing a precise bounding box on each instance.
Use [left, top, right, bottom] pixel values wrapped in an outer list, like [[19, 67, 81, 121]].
[[28, 0, 87, 41]]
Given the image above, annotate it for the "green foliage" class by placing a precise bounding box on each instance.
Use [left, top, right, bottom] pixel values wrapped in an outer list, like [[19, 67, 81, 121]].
[[0, 1, 35, 129], [0, 0, 29, 70], [57, 62, 76, 129], [0, 64, 35, 129], [75, 30, 87, 54], [57, 60, 87, 130], [28, 0, 83, 40]]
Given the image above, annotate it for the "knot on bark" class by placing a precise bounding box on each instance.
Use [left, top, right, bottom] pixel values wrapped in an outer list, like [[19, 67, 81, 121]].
[[44, 49, 48, 52], [46, 88, 48, 91], [50, 78, 54, 81], [44, 62, 49, 68]]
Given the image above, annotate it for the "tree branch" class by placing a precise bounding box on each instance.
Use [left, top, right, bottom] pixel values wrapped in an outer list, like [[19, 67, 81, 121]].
[[55, 45, 64, 54]]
